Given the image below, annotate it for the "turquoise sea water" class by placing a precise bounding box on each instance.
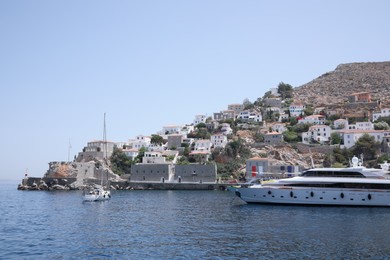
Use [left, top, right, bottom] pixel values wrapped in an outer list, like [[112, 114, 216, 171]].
[[1, 180, 390, 259]]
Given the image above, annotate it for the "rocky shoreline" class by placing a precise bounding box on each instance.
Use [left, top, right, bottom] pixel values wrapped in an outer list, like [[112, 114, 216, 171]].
[[17, 177, 230, 191]]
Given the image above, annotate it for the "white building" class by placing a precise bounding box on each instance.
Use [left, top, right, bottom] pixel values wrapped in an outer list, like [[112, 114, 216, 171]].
[[298, 115, 326, 125], [333, 119, 348, 130], [272, 123, 287, 133], [193, 115, 207, 125], [302, 125, 331, 144], [194, 140, 212, 152], [289, 102, 305, 117], [142, 151, 166, 164], [373, 108, 390, 121], [339, 130, 384, 149], [211, 134, 228, 148], [123, 148, 139, 160], [348, 122, 374, 131], [220, 123, 233, 135], [162, 125, 181, 135], [129, 135, 151, 150]]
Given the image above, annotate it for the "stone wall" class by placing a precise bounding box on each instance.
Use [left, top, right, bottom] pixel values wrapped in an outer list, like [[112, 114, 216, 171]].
[[175, 164, 217, 183]]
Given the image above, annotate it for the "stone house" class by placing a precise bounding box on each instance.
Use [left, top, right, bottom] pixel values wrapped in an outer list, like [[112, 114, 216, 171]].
[[77, 140, 116, 162], [264, 132, 283, 144], [228, 104, 244, 116], [348, 92, 371, 103], [167, 134, 184, 149]]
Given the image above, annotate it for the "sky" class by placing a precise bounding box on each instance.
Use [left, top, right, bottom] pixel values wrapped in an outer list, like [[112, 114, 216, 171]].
[[1, 0, 389, 181]]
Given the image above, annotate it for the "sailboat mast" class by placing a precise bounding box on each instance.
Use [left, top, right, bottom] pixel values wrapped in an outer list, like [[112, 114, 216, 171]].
[[102, 113, 108, 187]]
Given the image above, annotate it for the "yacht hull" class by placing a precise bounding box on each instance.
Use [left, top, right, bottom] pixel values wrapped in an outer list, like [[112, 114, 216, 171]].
[[229, 186, 390, 206]]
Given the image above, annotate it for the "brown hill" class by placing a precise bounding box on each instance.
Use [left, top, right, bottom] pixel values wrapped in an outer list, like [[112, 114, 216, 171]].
[[293, 61, 390, 106]]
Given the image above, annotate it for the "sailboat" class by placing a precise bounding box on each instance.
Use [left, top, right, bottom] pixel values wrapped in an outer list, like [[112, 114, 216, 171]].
[[83, 113, 111, 202]]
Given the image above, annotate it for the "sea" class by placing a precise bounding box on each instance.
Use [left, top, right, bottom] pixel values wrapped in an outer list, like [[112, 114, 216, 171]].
[[1, 180, 390, 260]]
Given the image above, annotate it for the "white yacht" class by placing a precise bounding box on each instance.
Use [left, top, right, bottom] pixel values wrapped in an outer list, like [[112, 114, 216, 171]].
[[229, 156, 390, 206]]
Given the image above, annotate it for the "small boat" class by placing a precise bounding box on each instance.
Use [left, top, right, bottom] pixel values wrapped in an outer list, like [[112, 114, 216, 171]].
[[83, 185, 111, 202], [229, 156, 390, 206], [83, 113, 111, 202]]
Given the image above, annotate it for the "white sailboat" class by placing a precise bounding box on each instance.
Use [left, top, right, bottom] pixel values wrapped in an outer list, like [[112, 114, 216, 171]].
[[83, 113, 111, 202]]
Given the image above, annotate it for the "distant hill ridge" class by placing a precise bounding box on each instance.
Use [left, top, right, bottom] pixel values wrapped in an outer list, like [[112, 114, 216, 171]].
[[293, 61, 390, 107]]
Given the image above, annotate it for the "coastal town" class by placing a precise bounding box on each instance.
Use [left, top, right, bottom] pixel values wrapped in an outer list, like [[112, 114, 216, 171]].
[[19, 62, 390, 191]]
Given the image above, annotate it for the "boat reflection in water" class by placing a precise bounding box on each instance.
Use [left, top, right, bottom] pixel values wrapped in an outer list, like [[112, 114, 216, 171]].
[[229, 156, 390, 206]]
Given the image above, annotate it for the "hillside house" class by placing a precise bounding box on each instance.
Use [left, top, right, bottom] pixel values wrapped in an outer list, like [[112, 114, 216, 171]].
[[211, 134, 228, 148], [129, 135, 151, 150], [272, 123, 287, 133], [264, 97, 282, 108], [228, 104, 244, 116], [302, 125, 331, 144], [220, 123, 233, 135], [289, 102, 305, 117], [162, 125, 181, 135], [373, 108, 390, 121], [193, 115, 207, 125], [298, 115, 326, 125], [348, 122, 374, 131], [189, 151, 210, 163], [142, 151, 166, 164], [314, 107, 326, 115], [167, 134, 184, 149], [279, 113, 289, 122], [333, 119, 348, 129], [348, 92, 371, 103], [123, 148, 139, 160], [264, 132, 283, 144], [339, 129, 384, 149], [194, 140, 212, 152]]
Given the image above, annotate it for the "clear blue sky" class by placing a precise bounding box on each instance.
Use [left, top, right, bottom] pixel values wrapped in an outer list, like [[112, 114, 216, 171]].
[[1, 1, 389, 181]]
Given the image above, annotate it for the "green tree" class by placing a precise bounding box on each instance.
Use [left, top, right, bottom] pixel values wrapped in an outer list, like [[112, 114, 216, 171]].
[[135, 147, 146, 163], [110, 147, 133, 176], [374, 121, 390, 130], [283, 130, 299, 142], [351, 134, 381, 161], [330, 132, 341, 145], [277, 82, 293, 99], [151, 134, 164, 145]]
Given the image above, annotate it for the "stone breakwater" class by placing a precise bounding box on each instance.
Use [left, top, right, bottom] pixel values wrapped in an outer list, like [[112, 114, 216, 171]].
[[17, 177, 230, 191]]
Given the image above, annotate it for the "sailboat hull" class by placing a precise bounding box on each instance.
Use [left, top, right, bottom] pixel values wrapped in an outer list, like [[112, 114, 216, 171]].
[[83, 188, 111, 202]]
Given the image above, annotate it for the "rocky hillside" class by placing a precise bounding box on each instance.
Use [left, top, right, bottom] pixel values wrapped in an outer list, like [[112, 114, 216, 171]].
[[294, 62, 390, 106]]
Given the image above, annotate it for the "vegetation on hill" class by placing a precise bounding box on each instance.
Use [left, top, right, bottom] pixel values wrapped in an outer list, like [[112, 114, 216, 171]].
[[107, 61, 390, 179]]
